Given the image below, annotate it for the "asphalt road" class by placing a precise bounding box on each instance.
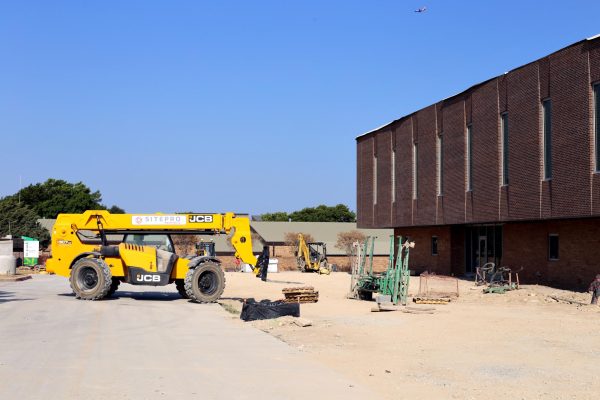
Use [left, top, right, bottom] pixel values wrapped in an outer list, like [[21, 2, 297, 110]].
[[0, 275, 372, 400]]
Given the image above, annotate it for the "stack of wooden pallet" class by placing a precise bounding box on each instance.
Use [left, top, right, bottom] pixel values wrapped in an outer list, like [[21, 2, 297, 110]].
[[282, 287, 319, 303]]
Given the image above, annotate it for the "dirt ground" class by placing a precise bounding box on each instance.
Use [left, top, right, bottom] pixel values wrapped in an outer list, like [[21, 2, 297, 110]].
[[220, 271, 600, 400]]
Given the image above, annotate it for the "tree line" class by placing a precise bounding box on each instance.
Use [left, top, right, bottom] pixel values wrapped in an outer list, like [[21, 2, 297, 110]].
[[0, 179, 125, 244], [260, 204, 356, 222]]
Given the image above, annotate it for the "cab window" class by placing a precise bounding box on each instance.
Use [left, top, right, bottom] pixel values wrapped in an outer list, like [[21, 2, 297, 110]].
[[124, 234, 174, 252]]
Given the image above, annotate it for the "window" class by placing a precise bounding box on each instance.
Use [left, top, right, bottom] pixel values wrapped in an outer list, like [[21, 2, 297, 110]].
[[466, 125, 473, 191], [391, 148, 396, 203], [431, 236, 438, 256], [595, 84, 600, 172], [437, 135, 444, 195], [543, 99, 552, 179], [501, 113, 509, 185], [548, 234, 559, 261], [412, 143, 418, 199], [124, 234, 174, 253], [373, 154, 378, 205]]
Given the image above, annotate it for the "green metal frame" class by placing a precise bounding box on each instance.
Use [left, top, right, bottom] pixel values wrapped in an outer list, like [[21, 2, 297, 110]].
[[356, 235, 412, 306]]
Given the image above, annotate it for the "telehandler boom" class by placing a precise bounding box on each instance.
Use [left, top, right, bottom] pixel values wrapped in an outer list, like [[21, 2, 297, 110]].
[[46, 210, 265, 302]]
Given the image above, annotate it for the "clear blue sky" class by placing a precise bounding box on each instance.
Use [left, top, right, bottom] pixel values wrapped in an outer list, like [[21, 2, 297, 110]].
[[1, 1, 598, 215]]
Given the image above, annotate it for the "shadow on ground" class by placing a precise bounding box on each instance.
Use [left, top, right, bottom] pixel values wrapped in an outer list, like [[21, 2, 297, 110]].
[[265, 279, 304, 285], [58, 291, 183, 301], [0, 290, 33, 304]]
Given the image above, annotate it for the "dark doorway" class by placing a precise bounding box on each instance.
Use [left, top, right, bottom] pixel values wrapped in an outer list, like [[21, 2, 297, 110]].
[[465, 225, 502, 273]]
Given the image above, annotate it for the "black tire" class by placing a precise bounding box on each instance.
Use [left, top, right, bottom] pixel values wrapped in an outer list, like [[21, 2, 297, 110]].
[[184, 261, 225, 303], [297, 258, 306, 272], [175, 279, 188, 299], [69, 258, 112, 300], [358, 289, 373, 301], [107, 278, 120, 297]]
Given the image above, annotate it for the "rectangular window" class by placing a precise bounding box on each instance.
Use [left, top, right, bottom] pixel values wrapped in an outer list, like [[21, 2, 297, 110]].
[[437, 135, 444, 195], [595, 84, 600, 172], [412, 143, 418, 199], [466, 125, 473, 191], [548, 234, 559, 261], [391, 149, 396, 203], [373, 155, 378, 205], [431, 236, 438, 256], [501, 113, 509, 185], [543, 99, 552, 179]]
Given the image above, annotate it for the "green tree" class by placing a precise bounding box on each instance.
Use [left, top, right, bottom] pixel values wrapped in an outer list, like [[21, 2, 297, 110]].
[[289, 204, 356, 222], [260, 211, 289, 221], [108, 205, 126, 214], [7, 179, 124, 218], [0, 198, 50, 244]]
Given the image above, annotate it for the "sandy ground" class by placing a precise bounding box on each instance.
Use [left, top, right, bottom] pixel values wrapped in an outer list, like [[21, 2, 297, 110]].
[[220, 271, 600, 400]]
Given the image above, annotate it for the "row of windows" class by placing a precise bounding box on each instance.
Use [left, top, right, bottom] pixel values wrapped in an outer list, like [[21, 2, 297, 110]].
[[372, 83, 600, 203], [430, 234, 560, 260]]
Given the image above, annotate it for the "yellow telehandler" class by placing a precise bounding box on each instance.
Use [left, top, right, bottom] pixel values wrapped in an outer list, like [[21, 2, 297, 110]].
[[46, 210, 266, 302], [295, 234, 331, 275]]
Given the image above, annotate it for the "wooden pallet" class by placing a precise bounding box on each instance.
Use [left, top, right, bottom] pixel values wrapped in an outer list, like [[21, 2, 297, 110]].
[[282, 287, 319, 303]]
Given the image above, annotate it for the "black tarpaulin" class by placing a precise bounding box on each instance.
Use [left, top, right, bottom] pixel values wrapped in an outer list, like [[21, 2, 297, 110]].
[[240, 299, 300, 321]]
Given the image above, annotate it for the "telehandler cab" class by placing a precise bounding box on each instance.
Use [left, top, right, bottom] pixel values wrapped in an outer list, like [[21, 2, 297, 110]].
[[46, 210, 265, 302]]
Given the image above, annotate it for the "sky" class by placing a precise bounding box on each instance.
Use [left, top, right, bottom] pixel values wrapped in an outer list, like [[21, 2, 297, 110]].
[[1, 1, 599, 216]]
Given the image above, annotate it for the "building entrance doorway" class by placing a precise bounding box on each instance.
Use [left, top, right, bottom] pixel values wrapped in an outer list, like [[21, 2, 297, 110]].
[[465, 225, 502, 274]]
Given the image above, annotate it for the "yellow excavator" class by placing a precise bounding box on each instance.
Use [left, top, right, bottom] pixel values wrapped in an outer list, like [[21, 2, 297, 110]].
[[295, 234, 331, 275], [46, 210, 267, 302]]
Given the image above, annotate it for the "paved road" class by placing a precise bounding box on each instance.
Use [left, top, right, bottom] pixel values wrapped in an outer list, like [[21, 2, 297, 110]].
[[0, 275, 371, 400]]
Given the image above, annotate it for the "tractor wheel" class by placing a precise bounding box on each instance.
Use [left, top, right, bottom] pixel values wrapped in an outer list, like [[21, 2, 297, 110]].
[[107, 278, 121, 297], [69, 258, 112, 300], [175, 279, 188, 299], [297, 258, 306, 272], [184, 262, 225, 303]]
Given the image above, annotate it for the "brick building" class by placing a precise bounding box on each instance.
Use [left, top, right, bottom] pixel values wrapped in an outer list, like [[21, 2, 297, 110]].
[[356, 35, 600, 289]]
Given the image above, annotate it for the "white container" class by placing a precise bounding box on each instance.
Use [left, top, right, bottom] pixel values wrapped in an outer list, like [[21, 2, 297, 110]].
[[268, 259, 278, 273], [241, 264, 253, 273], [0, 255, 17, 275], [0, 240, 13, 256], [240, 259, 278, 273]]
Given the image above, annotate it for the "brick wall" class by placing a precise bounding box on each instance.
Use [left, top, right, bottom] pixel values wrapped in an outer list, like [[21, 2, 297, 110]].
[[391, 219, 600, 290], [394, 226, 453, 276], [357, 37, 600, 228], [503, 218, 600, 290]]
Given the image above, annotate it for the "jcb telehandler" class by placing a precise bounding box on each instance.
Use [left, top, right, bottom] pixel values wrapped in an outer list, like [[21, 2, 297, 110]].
[[46, 210, 265, 302], [295, 233, 331, 275]]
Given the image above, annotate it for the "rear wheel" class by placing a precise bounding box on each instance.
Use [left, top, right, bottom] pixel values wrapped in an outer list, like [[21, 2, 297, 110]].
[[184, 262, 225, 303], [175, 279, 188, 299], [69, 258, 112, 300], [107, 278, 120, 297]]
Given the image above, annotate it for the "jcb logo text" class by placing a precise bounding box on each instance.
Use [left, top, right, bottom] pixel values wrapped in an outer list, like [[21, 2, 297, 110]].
[[189, 215, 213, 223], [136, 274, 161, 282]]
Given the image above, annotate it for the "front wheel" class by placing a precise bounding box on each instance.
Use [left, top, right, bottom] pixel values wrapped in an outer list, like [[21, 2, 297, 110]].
[[175, 279, 188, 299], [69, 258, 112, 300], [184, 262, 225, 303]]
